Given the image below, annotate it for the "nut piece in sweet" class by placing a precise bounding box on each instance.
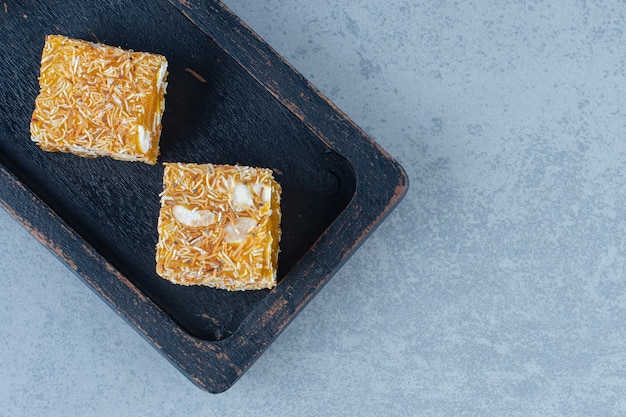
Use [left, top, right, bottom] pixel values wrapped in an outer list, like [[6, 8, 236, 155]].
[[172, 205, 216, 227], [224, 217, 258, 244]]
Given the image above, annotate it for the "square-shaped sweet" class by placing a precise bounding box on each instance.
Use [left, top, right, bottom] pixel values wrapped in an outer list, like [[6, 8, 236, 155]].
[[30, 34, 168, 164], [156, 163, 282, 291]]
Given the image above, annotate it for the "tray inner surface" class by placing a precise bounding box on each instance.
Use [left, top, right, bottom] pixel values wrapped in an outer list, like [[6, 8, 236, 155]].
[[0, 0, 357, 340]]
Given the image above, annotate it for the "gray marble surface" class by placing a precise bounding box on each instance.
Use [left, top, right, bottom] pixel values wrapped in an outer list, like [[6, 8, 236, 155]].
[[2, 1, 626, 415]]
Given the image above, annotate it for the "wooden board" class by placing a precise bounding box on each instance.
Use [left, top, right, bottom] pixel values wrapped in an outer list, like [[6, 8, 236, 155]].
[[0, 0, 408, 392]]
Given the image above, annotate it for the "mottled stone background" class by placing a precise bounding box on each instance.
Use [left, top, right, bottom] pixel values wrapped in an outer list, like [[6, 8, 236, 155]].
[[2, 1, 626, 415]]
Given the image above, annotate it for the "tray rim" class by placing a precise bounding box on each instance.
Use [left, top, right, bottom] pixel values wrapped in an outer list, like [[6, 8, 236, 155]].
[[0, 0, 408, 393]]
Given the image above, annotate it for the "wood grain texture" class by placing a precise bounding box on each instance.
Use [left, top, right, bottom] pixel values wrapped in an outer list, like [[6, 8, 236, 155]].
[[0, 0, 407, 392]]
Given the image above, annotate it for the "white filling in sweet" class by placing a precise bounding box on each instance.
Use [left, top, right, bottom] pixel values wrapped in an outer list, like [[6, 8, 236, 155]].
[[137, 125, 151, 154], [156, 61, 168, 92]]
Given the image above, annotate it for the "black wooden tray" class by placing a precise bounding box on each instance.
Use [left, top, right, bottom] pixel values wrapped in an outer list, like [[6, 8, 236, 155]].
[[0, 0, 408, 392]]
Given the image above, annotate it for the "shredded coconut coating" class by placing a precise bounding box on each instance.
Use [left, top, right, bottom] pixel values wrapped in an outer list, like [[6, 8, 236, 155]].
[[30, 34, 168, 164], [156, 163, 282, 291]]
